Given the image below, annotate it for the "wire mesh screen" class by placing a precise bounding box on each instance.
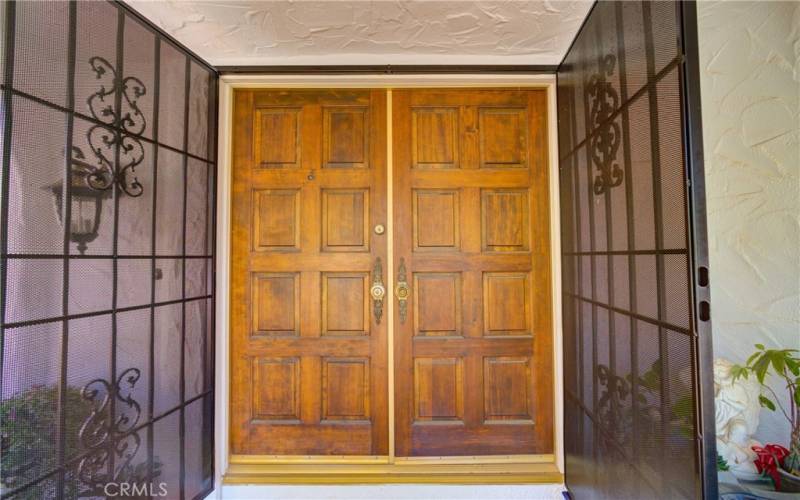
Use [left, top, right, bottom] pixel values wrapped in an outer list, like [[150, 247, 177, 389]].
[[0, 1, 217, 498], [558, 1, 706, 498]]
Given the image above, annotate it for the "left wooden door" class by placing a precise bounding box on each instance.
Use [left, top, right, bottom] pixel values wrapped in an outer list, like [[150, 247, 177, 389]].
[[230, 89, 388, 455]]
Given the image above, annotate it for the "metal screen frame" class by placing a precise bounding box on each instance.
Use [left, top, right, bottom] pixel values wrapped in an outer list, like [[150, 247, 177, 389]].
[[679, 2, 717, 497], [0, 1, 218, 498], [557, 1, 716, 498]]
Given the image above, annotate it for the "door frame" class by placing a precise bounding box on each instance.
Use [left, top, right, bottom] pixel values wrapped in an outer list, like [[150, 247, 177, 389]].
[[214, 74, 563, 487]]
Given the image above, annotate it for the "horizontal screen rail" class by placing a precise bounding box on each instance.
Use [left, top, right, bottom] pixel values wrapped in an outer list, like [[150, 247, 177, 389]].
[[2, 294, 212, 330], [562, 248, 688, 257], [563, 292, 691, 335]]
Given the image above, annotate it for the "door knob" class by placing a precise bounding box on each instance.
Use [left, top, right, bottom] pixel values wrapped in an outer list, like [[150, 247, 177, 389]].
[[370, 257, 386, 324], [395, 258, 409, 324]]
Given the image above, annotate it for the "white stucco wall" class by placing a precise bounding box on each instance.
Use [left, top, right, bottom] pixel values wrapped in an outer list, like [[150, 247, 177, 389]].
[[697, 1, 800, 446], [126, 0, 593, 67]]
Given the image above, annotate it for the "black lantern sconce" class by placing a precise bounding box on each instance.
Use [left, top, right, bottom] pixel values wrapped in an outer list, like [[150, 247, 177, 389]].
[[45, 146, 112, 255], [44, 56, 147, 255]]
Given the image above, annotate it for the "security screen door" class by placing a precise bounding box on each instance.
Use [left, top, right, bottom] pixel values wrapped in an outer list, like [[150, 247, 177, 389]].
[[0, 2, 217, 499], [557, 1, 716, 498]]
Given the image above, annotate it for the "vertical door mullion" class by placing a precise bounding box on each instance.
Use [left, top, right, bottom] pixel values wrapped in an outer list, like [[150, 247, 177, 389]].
[[386, 89, 395, 462], [579, 33, 600, 485], [107, 6, 126, 484], [613, 1, 642, 488], [0, 0, 13, 402], [55, 1, 77, 497], [179, 54, 191, 500], [148, 34, 162, 488], [641, 2, 674, 494]]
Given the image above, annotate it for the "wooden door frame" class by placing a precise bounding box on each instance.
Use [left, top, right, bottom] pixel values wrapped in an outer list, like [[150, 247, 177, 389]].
[[214, 74, 563, 487]]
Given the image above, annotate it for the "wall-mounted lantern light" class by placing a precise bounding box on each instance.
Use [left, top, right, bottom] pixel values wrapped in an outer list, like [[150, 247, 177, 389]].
[[45, 146, 112, 255]]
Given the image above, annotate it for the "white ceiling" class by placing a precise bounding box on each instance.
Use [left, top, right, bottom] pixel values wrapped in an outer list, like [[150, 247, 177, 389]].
[[126, 1, 593, 67]]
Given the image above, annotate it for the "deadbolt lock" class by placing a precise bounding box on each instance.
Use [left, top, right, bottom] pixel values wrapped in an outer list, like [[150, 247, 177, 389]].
[[374, 224, 385, 235]]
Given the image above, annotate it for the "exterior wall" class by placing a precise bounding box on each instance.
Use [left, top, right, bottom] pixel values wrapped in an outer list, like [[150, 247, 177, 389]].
[[697, 1, 800, 445]]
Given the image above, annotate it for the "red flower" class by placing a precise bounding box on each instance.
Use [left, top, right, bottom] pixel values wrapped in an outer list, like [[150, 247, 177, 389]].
[[752, 444, 791, 490]]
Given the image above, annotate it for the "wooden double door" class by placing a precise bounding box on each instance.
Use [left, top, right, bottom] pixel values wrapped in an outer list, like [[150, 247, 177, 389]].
[[231, 88, 552, 458]]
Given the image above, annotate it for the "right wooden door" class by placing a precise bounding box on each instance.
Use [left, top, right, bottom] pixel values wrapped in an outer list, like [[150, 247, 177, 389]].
[[392, 89, 553, 456]]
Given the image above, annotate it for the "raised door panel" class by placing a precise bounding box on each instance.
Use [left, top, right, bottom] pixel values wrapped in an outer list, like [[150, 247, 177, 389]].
[[413, 357, 464, 422], [252, 357, 301, 422], [253, 107, 301, 169], [413, 189, 460, 251], [322, 272, 369, 336], [322, 358, 370, 421], [231, 89, 387, 456], [321, 189, 369, 252], [323, 106, 368, 169], [413, 272, 461, 337], [481, 189, 530, 252], [252, 189, 300, 251], [394, 89, 552, 457], [478, 108, 528, 169], [483, 272, 531, 337], [483, 356, 532, 422], [411, 107, 459, 169], [251, 273, 300, 337]]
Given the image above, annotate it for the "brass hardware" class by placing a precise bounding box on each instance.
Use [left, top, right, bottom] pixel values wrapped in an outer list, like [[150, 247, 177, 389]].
[[395, 258, 409, 324], [370, 257, 386, 324], [374, 224, 385, 235]]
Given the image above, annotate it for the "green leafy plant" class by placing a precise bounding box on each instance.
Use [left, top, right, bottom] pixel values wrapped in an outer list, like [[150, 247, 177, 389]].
[[596, 359, 696, 451], [1, 385, 161, 499], [0, 385, 91, 495], [732, 344, 800, 475], [626, 359, 695, 439], [718, 454, 730, 471]]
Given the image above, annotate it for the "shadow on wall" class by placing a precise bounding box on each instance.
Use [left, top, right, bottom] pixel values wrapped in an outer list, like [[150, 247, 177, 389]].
[[698, 0, 800, 446]]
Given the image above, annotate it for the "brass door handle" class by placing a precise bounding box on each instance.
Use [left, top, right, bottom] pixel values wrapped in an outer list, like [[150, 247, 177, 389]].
[[395, 258, 409, 324], [370, 257, 386, 324]]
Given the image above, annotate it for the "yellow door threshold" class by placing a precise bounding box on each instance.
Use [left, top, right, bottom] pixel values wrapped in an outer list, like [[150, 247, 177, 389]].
[[224, 455, 563, 485]]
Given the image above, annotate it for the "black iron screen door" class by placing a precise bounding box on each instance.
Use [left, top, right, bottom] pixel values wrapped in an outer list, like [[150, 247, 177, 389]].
[[557, 1, 716, 499], [0, 1, 217, 499]]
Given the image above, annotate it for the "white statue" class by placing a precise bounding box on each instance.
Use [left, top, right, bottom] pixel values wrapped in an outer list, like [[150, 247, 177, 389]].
[[714, 357, 763, 476]]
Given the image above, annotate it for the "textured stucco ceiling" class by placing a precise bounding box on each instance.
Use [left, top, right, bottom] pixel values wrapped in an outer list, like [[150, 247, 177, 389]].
[[126, 1, 594, 67]]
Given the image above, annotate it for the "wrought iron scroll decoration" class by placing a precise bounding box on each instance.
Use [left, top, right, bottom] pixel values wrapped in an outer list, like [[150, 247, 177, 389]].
[[585, 54, 623, 195], [83, 56, 146, 197], [77, 367, 143, 494]]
